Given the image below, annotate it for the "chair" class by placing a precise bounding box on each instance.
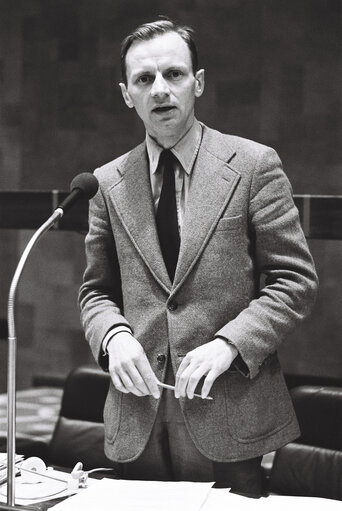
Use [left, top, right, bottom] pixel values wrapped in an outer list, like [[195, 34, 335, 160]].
[[0, 365, 120, 478], [45, 365, 118, 472], [269, 385, 342, 500]]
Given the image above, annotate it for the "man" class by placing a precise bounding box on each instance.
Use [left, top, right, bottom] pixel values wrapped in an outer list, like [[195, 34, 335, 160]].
[[79, 19, 318, 496]]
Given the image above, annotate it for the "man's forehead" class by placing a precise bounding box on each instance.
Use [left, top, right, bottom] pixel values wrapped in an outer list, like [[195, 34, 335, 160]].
[[125, 32, 192, 71]]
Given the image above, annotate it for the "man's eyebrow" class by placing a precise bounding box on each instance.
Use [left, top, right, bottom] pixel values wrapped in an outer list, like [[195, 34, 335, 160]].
[[163, 64, 187, 73], [130, 68, 155, 79]]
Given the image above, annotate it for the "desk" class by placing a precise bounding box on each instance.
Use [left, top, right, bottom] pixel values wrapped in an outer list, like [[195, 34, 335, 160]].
[[3, 478, 340, 511]]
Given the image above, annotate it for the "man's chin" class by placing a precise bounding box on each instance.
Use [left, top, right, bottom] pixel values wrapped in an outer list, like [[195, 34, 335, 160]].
[[150, 116, 179, 132], [151, 109, 178, 122], [156, 121, 180, 133]]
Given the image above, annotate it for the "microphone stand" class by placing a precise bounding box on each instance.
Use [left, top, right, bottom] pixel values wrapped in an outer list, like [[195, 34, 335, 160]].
[[6, 207, 64, 508]]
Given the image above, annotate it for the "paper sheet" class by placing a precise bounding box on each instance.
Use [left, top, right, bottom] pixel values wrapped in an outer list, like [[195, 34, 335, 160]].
[[202, 489, 342, 510], [51, 478, 214, 511]]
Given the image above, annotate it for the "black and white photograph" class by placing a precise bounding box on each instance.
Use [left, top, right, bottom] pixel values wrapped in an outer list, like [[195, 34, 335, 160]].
[[0, 1, 341, 509]]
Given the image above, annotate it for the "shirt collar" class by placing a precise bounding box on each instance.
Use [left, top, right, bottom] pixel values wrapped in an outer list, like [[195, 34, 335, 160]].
[[146, 119, 202, 176]]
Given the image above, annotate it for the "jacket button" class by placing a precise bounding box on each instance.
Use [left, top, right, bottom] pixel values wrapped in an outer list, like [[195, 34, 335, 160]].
[[167, 301, 178, 311], [157, 353, 166, 364]]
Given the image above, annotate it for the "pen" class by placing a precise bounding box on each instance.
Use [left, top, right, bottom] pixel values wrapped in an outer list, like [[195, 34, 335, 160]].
[[157, 381, 213, 400]]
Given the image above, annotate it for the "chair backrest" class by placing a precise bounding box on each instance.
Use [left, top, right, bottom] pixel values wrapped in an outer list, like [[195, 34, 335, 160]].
[[269, 385, 342, 500], [47, 365, 115, 471]]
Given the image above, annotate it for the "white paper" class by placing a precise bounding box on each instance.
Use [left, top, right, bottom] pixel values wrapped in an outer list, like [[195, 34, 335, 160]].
[[263, 494, 342, 510], [202, 489, 342, 510], [51, 478, 214, 511]]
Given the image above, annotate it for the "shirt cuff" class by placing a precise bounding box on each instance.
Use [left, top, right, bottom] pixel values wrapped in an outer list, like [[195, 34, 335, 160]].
[[102, 325, 133, 355]]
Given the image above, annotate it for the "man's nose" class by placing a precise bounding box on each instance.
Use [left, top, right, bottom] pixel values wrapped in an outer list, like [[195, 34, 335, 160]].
[[150, 73, 170, 99]]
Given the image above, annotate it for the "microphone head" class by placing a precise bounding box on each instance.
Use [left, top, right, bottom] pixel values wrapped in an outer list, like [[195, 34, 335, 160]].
[[70, 172, 99, 200]]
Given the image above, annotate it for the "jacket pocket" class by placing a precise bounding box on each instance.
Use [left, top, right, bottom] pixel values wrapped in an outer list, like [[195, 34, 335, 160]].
[[224, 358, 294, 443], [215, 215, 243, 231], [103, 382, 122, 443]]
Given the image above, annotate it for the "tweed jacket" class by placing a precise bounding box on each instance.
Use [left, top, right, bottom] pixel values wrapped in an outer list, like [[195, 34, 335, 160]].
[[79, 124, 318, 463]]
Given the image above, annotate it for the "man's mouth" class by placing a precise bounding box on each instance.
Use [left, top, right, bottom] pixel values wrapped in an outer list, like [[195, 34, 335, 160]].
[[152, 106, 176, 113]]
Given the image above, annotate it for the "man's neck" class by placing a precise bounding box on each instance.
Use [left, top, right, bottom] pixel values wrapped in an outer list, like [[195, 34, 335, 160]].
[[148, 118, 195, 149]]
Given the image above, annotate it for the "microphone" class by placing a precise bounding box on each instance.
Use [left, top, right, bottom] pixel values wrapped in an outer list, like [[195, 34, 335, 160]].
[[56, 172, 99, 213], [6, 172, 98, 507]]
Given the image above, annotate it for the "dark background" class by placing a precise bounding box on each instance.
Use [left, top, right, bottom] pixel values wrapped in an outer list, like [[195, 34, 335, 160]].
[[0, 0, 341, 391]]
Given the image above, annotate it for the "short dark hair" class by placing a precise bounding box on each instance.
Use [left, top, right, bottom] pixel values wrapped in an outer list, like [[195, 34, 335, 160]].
[[120, 18, 199, 84]]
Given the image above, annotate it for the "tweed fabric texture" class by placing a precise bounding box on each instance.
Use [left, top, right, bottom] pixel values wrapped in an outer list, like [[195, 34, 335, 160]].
[[79, 124, 318, 462]]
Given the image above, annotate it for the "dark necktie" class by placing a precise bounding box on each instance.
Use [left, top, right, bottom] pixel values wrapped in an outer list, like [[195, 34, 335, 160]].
[[156, 150, 180, 282]]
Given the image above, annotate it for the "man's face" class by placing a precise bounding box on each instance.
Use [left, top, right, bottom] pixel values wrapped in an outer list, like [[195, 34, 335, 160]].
[[120, 32, 205, 145]]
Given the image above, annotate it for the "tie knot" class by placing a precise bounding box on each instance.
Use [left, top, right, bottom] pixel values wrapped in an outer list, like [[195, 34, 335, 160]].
[[158, 150, 177, 180], [159, 149, 174, 166]]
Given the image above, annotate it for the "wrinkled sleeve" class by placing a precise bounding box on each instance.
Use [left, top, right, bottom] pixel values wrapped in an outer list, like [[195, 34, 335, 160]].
[[215, 148, 318, 379], [79, 173, 131, 371]]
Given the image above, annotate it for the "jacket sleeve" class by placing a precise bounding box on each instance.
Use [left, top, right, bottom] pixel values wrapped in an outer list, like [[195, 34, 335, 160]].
[[215, 147, 318, 379], [78, 174, 131, 371]]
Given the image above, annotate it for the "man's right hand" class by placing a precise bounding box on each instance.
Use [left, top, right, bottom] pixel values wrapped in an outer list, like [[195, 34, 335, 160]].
[[107, 332, 161, 399]]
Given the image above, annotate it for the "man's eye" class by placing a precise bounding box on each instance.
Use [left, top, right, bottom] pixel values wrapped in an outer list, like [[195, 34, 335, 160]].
[[167, 70, 183, 80], [137, 75, 152, 84]]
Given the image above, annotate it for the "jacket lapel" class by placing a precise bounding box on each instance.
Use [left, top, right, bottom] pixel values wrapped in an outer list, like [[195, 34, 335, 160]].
[[173, 130, 241, 291], [109, 143, 172, 292], [108, 128, 241, 294]]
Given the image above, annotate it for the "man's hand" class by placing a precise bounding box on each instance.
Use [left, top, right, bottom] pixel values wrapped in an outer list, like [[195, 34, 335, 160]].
[[175, 338, 238, 399], [107, 332, 161, 399]]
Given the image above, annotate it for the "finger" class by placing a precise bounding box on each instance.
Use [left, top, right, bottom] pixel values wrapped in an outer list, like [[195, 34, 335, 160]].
[[136, 356, 161, 399], [201, 369, 217, 399], [119, 370, 147, 396], [110, 372, 129, 394], [185, 366, 208, 399], [175, 362, 197, 398], [176, 355, 191, 377], [174, 356, 192, 397], [127, 364, 151, 395]]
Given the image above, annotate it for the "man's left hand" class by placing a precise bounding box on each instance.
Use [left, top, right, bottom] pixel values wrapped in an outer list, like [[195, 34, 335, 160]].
[[175, 338, 238, 399]]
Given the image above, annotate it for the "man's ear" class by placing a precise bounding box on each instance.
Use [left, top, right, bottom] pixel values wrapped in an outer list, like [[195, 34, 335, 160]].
[[194, 69, 205, 98], [119, 82, 134, 108]]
